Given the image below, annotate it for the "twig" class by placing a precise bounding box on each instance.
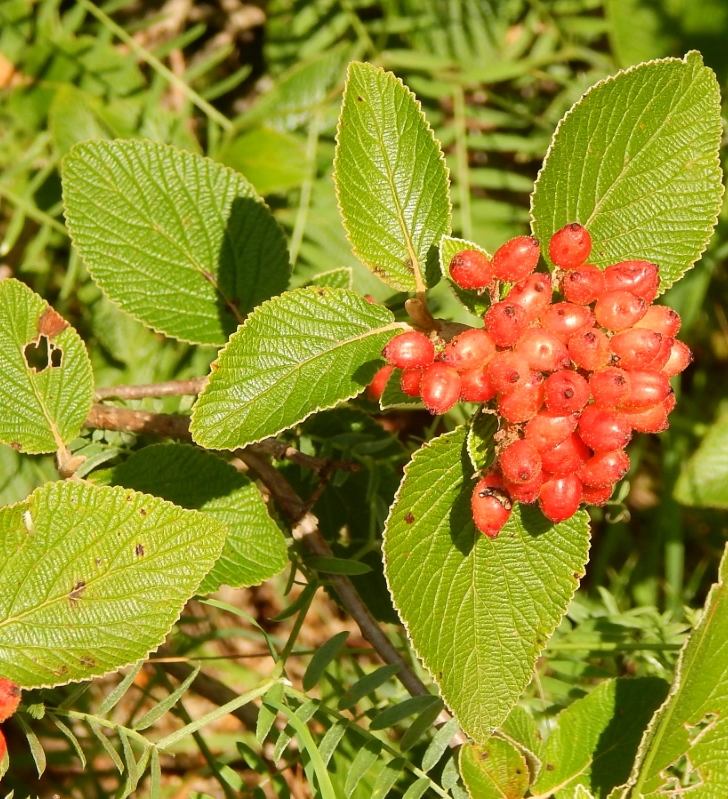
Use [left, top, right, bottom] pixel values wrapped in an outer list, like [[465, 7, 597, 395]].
[[94, 378, 207, 400]]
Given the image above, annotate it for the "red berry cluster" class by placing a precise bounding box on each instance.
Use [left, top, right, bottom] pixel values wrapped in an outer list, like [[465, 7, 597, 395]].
[[375, 223, 692, 538]]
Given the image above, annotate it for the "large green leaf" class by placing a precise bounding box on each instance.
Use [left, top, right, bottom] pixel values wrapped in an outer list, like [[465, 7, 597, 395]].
[[532, 677, 668, 799], [616, 542, 728, 798], [0, 481, 226, 688], [190, 287, 401, 450], [0, 279, 93, 454], [383, 426, 591, 742], [334, 61, 451, 293], [109, 444, 288, 593], [460, 738, 529, 799], [531, 52, 723, 292], [62, 139, 290, 345], [674, 407, 728, 507]]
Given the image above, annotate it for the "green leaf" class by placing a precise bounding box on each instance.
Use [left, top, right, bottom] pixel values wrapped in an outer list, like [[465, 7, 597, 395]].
[[257, 682, 285, 745], [531, 52, 723, 292], [109, 444, 287, 592], [319, 720, 348, 766], [334, 61, 451, 293], [617, 542, 728, 798], [306, 556, 372, 575], [338, 664, 401, 710], [439, 236, 491, 316], [531, 677, 669, 798], [0, 481, 226, 688], [133, 665, 201, 730], [466, 410, 498, 472], [302, 631, 349, 691], [346, 739, 382, 797], [307, 267, 354, 290], [369, 695, 442, 731], [62, 139, 290, 345], [460, 739, 529, 799], [190, 287, 400, 450], [499, 705, 542, 764], [422, 717, 461, 773], [674, 407, 728, 507], [0, 279, 93, 455], [383, 426, 591, 742], [371, 757, 405, 799]]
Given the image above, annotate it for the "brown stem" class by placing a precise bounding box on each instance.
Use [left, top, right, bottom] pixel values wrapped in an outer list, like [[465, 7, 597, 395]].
[[95, 378, 207, 400]]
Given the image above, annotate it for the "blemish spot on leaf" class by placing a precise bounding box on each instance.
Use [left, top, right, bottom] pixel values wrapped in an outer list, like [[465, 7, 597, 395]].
[[139, 508, 147, 517], [546, 763, 554, 771], [95, 558, 102, 567], [69, 581, 86, 605], [404, 512, 415, 524], [37, 308, 69, 339], [80, 656, 95, 667], [135, 544, 145, 557]]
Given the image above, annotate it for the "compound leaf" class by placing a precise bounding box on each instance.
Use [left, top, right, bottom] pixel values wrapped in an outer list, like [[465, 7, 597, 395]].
[[190, 287, 401, 450], [0, 481, 226, 688], [334, 61, 451, 293], [383, 426, 591, 742], [460, 738, 529, 799], [0, 279, 93, 455], [62, 139, 290, 345], [531, 52, 723, 292]]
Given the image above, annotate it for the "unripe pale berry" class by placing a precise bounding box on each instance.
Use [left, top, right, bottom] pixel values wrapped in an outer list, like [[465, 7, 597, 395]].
[[578, 449, 630, 488], [610, 329, 663, 371], [497, 371, 545, 423], [589, 367, 631, 408], [493, 236, 541, 282], [515, 328, 570, 373], [440, 328, 496, 371], [539, 473, 583, 522], [472, 474, 512, 538], [567, 327, 611, 371], [633, 304, 681, 337], [662, 339, 693, 377], [484, 301, 529, 347], [507, 273, 552, 320], [604, 260, 660, 304], [500, 439, 542, 485], [622, 402, 669, 434], [562, 264, 605, 305], [505, 471, 544, 504], [548, 223, 591, 270], [0, 679, 21, 723], [420, 363, 461, 415], [400, 367, 423, 397], [594, 290, 647, 331], [581, 483, 613, 506], [459, 368, 497, 403], [540, 302, 595, 344], [578, 406, 632, 451], [367, 365, 394, 401], [487, 350, 530, 395], [539, 432, 591, 477], [524, 410, 579, 452], [620, 370, 672, 409], [449, 249, 495, 289], [543, 370, 590, 413], [382, 331, 435, 369]]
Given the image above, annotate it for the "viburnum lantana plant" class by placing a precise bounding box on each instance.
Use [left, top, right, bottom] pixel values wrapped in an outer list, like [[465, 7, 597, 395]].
[[1, 50, 728, 796]]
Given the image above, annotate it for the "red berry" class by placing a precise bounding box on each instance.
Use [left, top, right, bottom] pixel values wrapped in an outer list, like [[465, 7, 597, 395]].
[[400, 367, 422, 397], [493, 236, 541, 282], [460, 368, 497, 402], [568, 328, 611, 371], [540, 432, 591, 477], [540, 302, 595, 345], [524, 410, 579, 452], [604, 260, 659, 304], [505, 471, 544, 504], [497, 371, 545, 423], [610, 329, 663, 371], [548, 223, 591, 270], [367, 365, 394, 401], [543, 370, 590, 413], [515, 328, 570, 373], [578, 406, 632, 451], [500, 439, 542, 484], [0, 729, 5, 764], [472, 474, 512, 538], [589, 367, 631, 408], [487, 350, 530, 395], [440, 328, 496, 371], [449, 250, 495, 289], [382, 331, 435, 369], [0, 679, 21, 723], [663, 392, 677, 415], [578, 449, 630, 488], [594, 290, 647, 331], [662, 340, 693, 377], [507, 273, 553, 320], [562, 264, 605, 305], [539, 474, 582, 522], [620, 370, 672, 409], [622, 403, 669, 434], [645, 335, 674, 371], [581, 483, 613, 506], [633, 305, 681, 337], [484, 301, 529, 347], [420, 363, 461, 415]]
